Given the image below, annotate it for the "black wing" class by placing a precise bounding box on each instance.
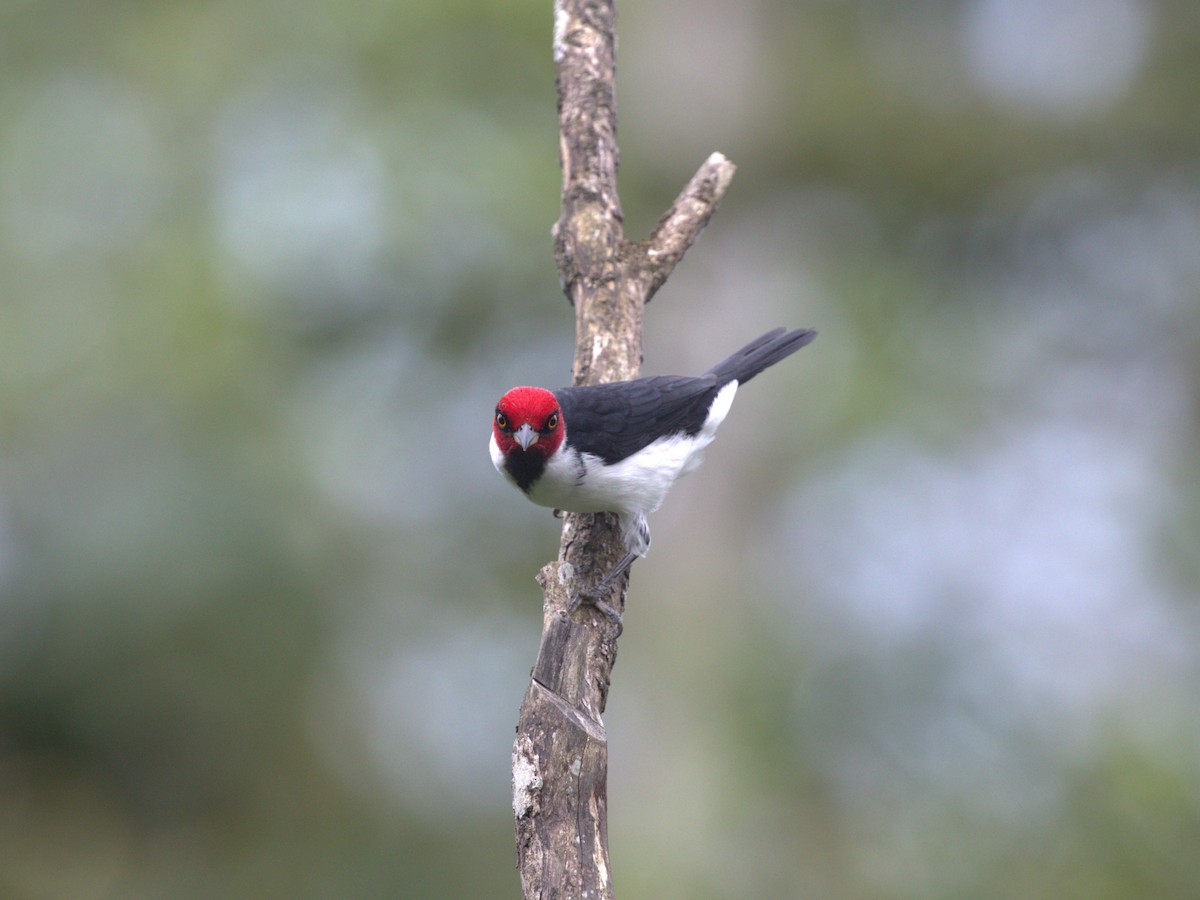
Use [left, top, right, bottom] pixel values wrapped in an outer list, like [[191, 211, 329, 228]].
[[554, 375, 720, 465], [555, 327, 816, 465]]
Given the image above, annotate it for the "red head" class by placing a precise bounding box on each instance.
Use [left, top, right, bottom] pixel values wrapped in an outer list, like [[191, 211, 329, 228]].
[[493, 386, 565, 458]]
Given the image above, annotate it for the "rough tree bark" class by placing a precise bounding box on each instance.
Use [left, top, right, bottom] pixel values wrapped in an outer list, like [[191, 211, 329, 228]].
[[512, 1, 736, 897]]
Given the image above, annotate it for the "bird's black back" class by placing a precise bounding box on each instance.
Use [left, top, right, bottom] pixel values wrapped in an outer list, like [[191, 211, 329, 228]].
[[554, 327, 816, 465], [554, 376, 719, 465]]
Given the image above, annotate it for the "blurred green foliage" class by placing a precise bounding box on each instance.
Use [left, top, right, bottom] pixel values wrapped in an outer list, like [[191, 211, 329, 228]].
[[2, 1, 1199, 897]]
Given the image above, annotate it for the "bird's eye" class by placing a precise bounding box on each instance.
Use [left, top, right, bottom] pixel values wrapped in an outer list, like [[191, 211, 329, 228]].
[[546, 412, 559, 431], [495, 412, 508, 430]]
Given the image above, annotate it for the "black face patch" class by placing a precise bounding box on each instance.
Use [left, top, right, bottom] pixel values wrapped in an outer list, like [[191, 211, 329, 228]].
[[504, 448, 547, 494]]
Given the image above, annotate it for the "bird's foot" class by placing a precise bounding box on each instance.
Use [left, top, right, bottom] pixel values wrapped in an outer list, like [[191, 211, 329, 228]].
[[568, 588, 623, 637]]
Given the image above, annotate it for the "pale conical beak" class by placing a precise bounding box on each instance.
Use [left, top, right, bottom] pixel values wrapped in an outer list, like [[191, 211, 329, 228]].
[[514, 423, 539, 450]]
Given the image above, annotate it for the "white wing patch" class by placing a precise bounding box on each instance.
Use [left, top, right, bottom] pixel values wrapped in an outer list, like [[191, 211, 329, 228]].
[[704, 380, 737, 436]]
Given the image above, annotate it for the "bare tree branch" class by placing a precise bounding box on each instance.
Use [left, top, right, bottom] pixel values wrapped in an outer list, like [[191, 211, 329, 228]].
[[513, 2, 735, 897], [640, 151, 737, 302]]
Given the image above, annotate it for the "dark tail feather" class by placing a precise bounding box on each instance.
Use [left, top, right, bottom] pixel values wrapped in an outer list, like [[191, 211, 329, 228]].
[[705, 327, 817, 384]]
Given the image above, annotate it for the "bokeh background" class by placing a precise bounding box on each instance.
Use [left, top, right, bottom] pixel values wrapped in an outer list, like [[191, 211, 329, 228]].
[[3, 0, 1199, 897]]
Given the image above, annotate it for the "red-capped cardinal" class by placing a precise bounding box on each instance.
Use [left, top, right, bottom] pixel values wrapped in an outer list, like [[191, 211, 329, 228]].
[[491, 327, 816, 627]]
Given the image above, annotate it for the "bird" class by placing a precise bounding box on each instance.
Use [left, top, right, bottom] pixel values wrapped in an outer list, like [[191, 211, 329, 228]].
[[490, 326, 816, 627]]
